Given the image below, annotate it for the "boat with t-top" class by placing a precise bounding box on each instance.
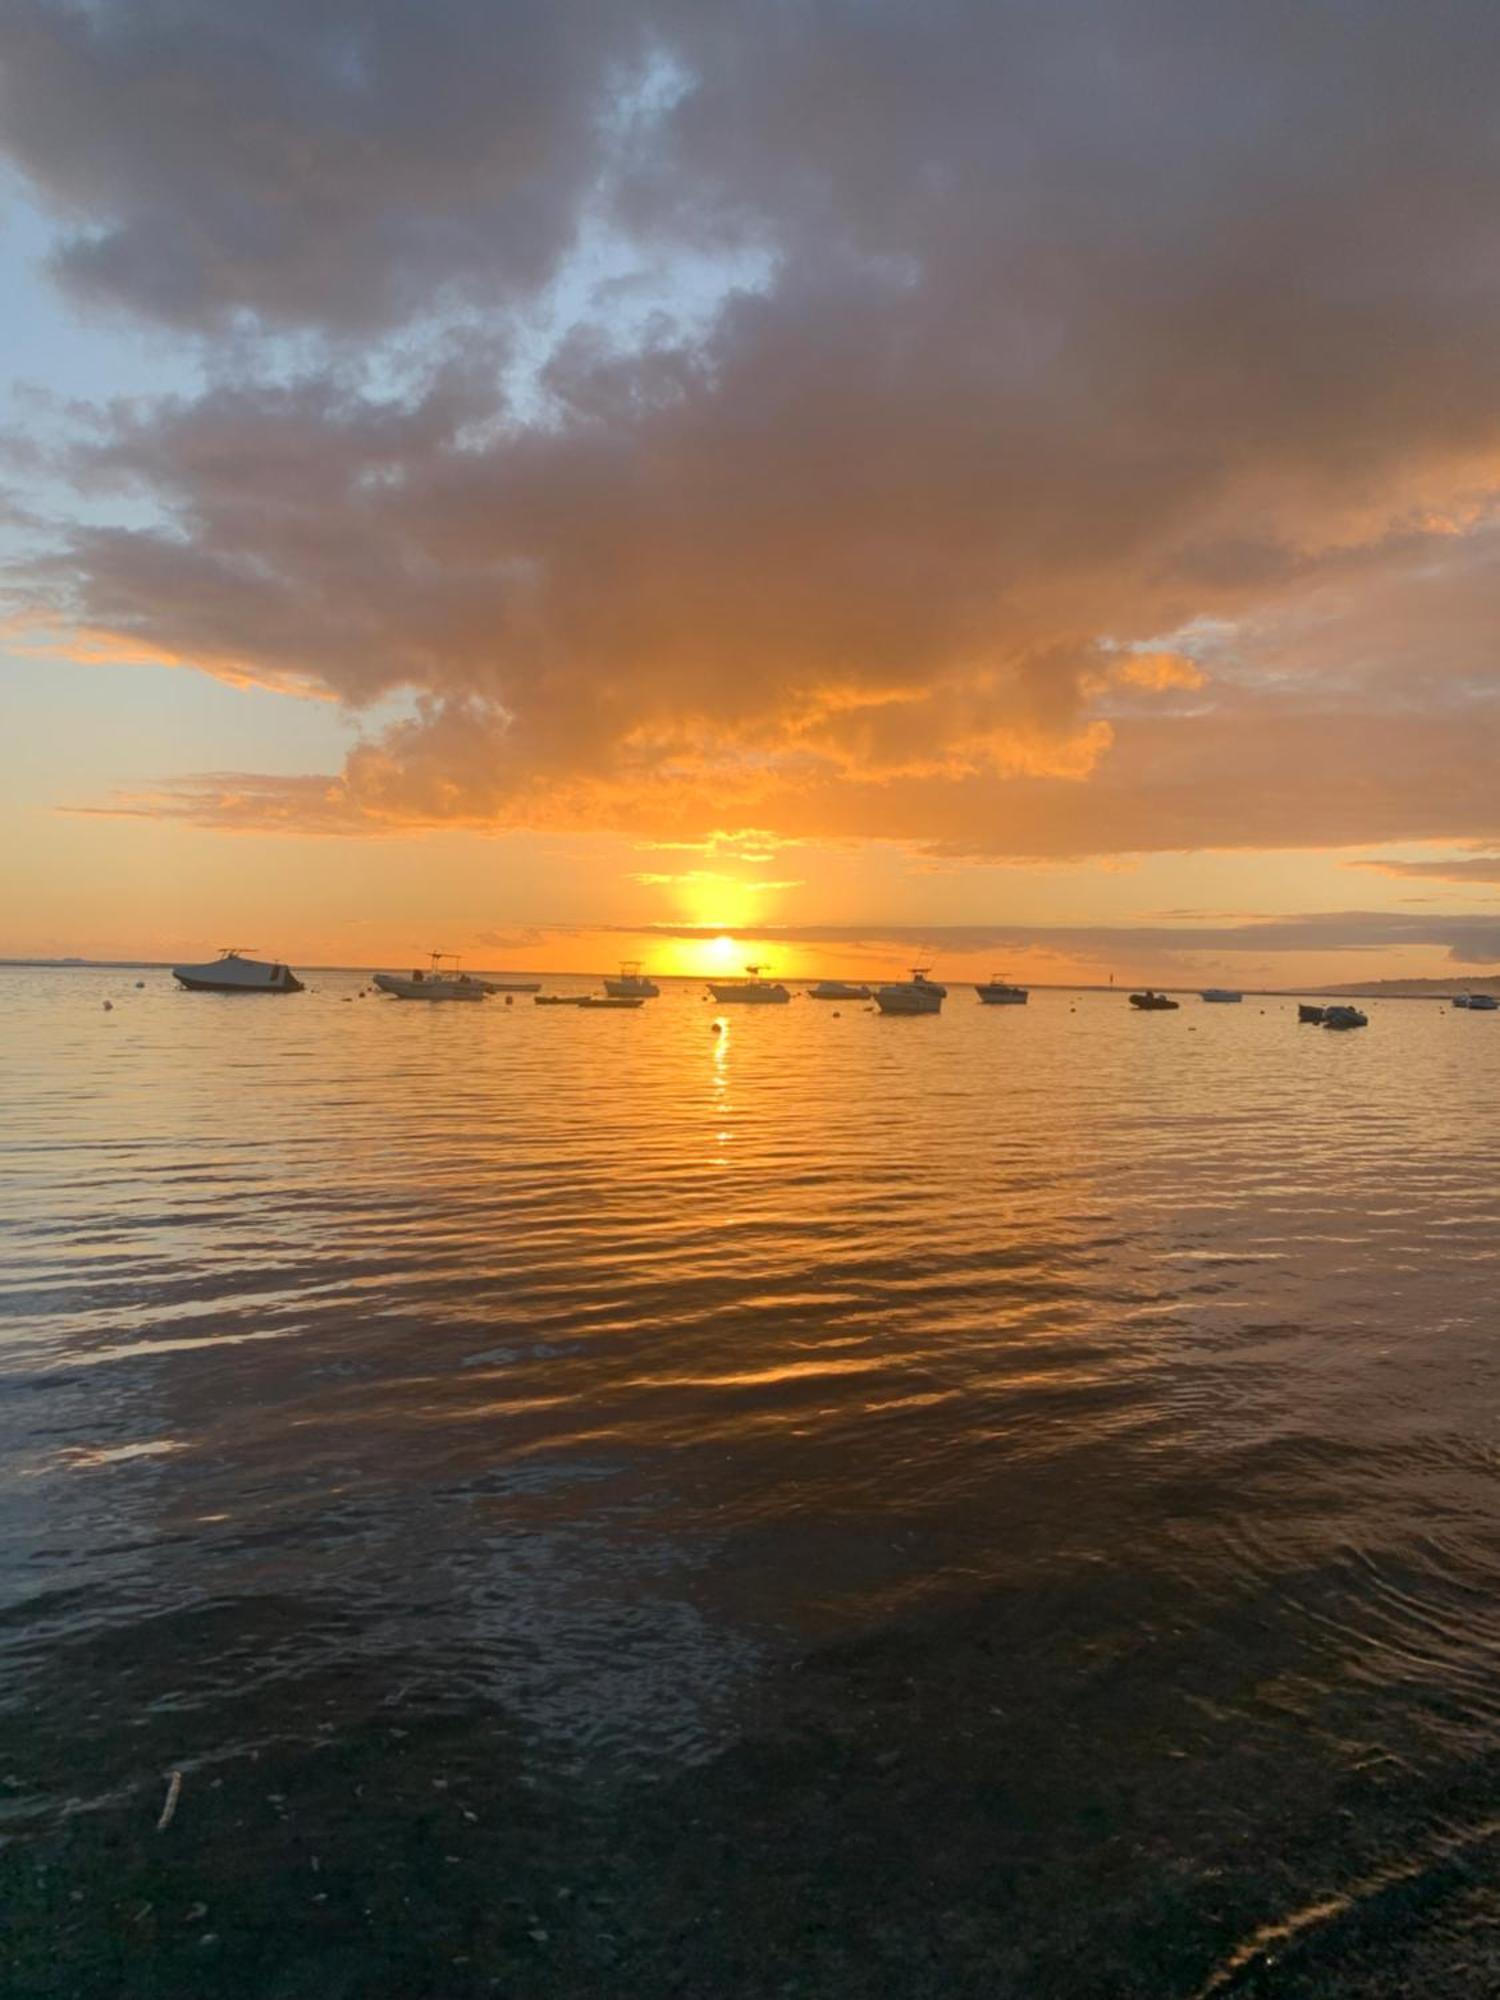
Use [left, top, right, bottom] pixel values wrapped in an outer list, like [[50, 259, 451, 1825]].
[[975, 975, 1028, 1005], [876, 969, 946, 1015], [374, 953, 488, 1001], [604, 962, 660, 999], [707, 964, 790, 1004], [172, 948, 303, 994]]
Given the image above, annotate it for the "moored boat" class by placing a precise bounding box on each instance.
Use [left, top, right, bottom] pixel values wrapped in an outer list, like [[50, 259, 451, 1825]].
[[476, 978, 541, 994], [707, 964, 790, 1003], [1129, 990, 1179, 1011], [534, 995, 588, 1006], [578, 995, 644, 1010], [975, 975, 1028, 1005], [876, 969, 945, 1015], [172, 948, 303, 994], [1461, 993, 1498, 1011], [807, 980, 872, 1000], [604, 962, 660, 999], [1322, 1004, 1368, 1030], [374, 953, 487, 1001], [1200, 989, 1243, 1003], [1298, 1003, 1326, 1024]]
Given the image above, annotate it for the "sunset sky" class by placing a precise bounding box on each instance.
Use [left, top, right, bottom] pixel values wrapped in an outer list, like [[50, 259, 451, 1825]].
[[3, 0, 1500, 985]]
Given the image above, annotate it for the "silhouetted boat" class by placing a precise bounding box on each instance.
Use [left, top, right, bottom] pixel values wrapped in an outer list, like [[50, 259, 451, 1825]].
[[975, 976, 1028, 1005], [707, 964, 790, 1003], [374, 953, 487, 1001], [534, 995, 588, 1006], [876, 969, 945, 1015], [1460, 993, 1498, 1011], [1200, 989, 1243, 1003], [807, 980, 872, 1000], [578, 995, 645, 1010], [1298, 1004, 1326, 1024], [1322, 1005, 1368, 1030], [1129, 990, 1178, 1011], [477, 978, 541, 993], [604, 962, 660, 999], [173, 948, 303, 994]]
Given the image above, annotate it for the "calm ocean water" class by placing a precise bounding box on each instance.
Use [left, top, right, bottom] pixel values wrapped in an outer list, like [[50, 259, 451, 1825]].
[[3, 966, 1500, 1996]]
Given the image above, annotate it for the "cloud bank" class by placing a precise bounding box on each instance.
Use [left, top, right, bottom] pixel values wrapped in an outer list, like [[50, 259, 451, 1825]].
[[7, 0, 1500, 855]]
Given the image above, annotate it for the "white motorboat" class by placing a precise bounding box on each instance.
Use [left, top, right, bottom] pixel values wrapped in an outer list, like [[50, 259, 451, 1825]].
[[707, 964, 790, 1004], [604, 961, 661, 999], [875, 968, 945, 1015], [975, 975, 1028, 1005], [1200, 988, 1243, 1003], [374, 953, 488, 1001], [807, 980, 872, 1000], [172, 948, 303, 994]]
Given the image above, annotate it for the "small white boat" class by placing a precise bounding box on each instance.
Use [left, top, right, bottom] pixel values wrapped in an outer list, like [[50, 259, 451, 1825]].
[[173, 948, 303, 994], [876, 968, 945, 1015], [975, 975, 1028, 1005], [374, 953, 488, 1001], [1200, 989, 1243, 1003], [707, 964, 790, 1004], [807, 980, 872, 1000], [1461, 993, 1498, 1011], [604, 961, 660, 999]]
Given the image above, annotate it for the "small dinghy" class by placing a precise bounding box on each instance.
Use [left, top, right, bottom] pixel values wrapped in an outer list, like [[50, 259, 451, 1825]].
[[534, 995, 588, 1006], [1129, 990, 1178, 1011], [173, 948, 303, 994], [578, 995, 644, 1010]]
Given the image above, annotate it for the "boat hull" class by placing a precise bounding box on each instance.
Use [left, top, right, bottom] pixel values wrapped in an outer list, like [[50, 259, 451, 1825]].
[[976, 988, 1027, 1005], [876, 986, 943, 1015], [1129, 994, 1179, 1011], [373, 974, 486, 1001], [173, 957, 303, 993], [707, 985, 790, 1003]]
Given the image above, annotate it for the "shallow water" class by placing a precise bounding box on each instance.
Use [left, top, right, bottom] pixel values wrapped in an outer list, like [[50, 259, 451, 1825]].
[[3, 968, 1499, 1995]]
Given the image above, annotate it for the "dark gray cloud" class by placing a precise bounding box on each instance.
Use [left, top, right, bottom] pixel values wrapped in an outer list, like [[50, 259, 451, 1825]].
[[9, 1, 1500, 851], [610, 912, 1500, 968]]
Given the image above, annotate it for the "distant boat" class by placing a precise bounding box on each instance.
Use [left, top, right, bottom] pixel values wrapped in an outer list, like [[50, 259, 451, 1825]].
[[476, 978, 541, 994], [876, 969, 945, 1015], [1461, 993, 1498, 1011], [1200, 989, 1243, 1003], [707, 964, 790, 1004], [1298, 1003, 1326, 1024], [578, 995, 645, 1010], [1322, 1004, 1368, 1030], [1452, 995, 1472, 1009], [604, 962, 660, 999], [1129, 990, 1179, 1011], [374, 953, 487, 1001], [534, 994, 588, 1006], [173, 948, 303, 994], [975, 975, 1028, 1005], [807, 980, 872, 1000]]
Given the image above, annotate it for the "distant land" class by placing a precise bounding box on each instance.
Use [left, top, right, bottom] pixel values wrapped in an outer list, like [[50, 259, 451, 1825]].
[[2, 959, 1496, 997]]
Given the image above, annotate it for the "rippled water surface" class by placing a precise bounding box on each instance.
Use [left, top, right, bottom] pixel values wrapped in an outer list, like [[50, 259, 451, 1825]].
[[4, 968, 1500, 1996]]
